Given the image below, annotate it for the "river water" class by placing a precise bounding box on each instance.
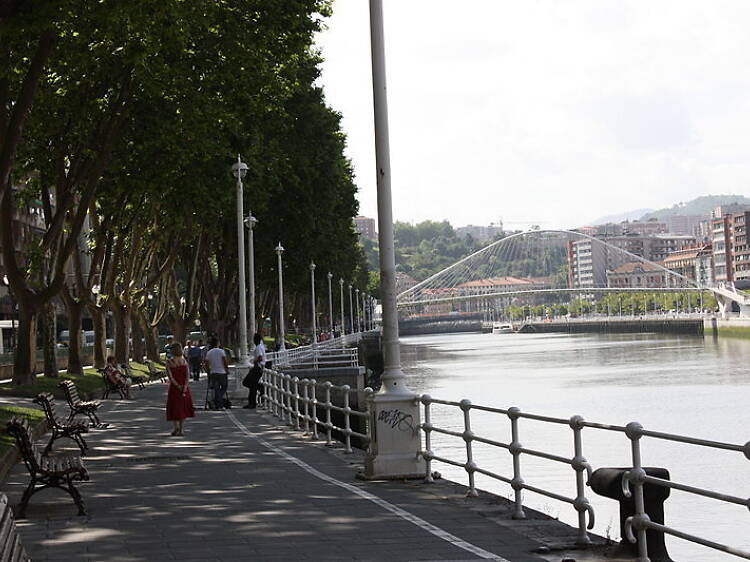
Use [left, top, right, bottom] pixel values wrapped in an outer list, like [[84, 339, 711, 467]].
[[400, 331, 750, 562]]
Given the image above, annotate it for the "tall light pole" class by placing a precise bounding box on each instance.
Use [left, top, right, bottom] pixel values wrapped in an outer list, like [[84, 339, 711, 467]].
[[365, 0, 423, 479], [362, 291, 368, 331], [355, 288, 361, 332], [309, 262, 317, 346], [275, 243, 286, 351], [244, 214, 258, 345], [339, 278, 345, 337], [231, 156, 250, 368], [348, 284, 354, 334], [327, 272, 334, 336]]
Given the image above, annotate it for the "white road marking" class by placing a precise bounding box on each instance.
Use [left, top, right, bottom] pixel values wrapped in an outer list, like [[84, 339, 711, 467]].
[[226, 410, 510, 562]]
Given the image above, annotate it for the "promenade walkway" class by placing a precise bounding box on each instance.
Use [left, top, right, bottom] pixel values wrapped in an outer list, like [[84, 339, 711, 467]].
[[1, 379, 593, 562]]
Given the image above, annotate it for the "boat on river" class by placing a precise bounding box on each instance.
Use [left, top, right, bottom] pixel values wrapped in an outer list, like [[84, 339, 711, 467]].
[[492, 323, 514, 334]]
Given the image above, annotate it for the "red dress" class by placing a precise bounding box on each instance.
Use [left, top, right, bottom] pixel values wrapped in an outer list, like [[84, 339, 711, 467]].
[[166, 363, 195, 421]]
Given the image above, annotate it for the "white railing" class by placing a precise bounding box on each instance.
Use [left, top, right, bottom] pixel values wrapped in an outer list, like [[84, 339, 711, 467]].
[[267, 330, 374, 368], [261, 369, 374, 453], [420, 395, 750, 559]]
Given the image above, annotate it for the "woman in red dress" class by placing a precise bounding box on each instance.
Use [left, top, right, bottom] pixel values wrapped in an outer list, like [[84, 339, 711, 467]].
[[166, 343, 194, 436]]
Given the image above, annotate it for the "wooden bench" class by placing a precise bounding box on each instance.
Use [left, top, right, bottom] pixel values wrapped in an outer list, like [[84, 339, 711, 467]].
[[98, 368, 128, 399], [119, 363, 146, 389], [0, 492, 30, 560], [59, 380, 103, 427], [33, 393, 88, 456], [6, 417, 89, 518], [145, 359, 167, 382]]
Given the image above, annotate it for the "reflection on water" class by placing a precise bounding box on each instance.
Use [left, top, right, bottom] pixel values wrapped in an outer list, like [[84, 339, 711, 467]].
[[401, 332, 750, 562]]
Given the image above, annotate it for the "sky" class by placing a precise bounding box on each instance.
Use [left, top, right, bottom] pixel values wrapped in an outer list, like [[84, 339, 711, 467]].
[[314, 1, 750, 230]]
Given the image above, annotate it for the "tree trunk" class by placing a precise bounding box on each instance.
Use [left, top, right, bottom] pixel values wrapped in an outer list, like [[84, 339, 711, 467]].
[[131, 309, 145, 363], [65, 298, 84, 375], [172, 316, 186, 346], [12, 303, 37, 385], [143, 319, 159, 362], [113, 303, 129, 364], [89, 305, 107, 368], [41, 301, 58, 377]]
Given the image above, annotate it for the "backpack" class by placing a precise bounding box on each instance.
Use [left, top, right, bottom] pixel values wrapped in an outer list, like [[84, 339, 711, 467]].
[[188, 346, 202, 361]]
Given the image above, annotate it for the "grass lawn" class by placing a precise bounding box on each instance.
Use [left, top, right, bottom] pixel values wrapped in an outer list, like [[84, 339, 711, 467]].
[[0, 405, 46, 458], [0, 361, 164, 401]]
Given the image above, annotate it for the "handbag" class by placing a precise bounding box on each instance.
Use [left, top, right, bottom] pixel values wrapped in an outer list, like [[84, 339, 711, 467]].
[[241, 368, 253, 388], [242, 364, 262, 388]]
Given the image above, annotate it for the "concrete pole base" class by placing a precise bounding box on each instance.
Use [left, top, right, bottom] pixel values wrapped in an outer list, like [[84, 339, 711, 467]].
[[363, 394, 425, 480]]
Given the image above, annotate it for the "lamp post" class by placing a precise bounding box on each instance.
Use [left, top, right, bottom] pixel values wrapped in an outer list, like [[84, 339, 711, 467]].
[[231, 156, 250, 368], [355, 288, 360, 332], [362, 292, 367, 331], [327, 272, 333, 336], [1, 275, 15, 352], [362, 292, 368, 331], [348, 284, 354, 334], [275, 243, 286, 351], [244, 214, 258, 346], [309, 262, 317, 346], [365, 0, 423, 478], [339, 278, 345, 337]]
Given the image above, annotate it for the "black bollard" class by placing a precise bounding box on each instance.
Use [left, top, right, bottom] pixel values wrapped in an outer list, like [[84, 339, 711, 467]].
[[589, 467, 673, 562]]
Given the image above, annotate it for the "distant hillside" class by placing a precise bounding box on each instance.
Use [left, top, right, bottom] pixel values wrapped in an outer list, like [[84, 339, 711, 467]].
[[591, 208, 653, 225], [641, 195, 750, 220]]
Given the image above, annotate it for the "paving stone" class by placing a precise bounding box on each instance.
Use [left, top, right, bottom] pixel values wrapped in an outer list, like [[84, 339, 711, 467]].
[[0, 377, 585, 561]]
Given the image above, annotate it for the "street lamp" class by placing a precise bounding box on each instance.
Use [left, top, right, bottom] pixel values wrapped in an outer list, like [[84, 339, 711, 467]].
[[327, 272, 333, 336], [1, 275, 15, 351], [355, 288, 360, 332], [339, 278, 345, 337], [231, 155, 250, 368], [244, 214, 258, 345], [362, 292, 367, 331], [348, 284, 354, 334], [366, 0, 423, 479], [275, 243, 286, 351], [309, 262, 317, 346], [362, 292, 368, 331]]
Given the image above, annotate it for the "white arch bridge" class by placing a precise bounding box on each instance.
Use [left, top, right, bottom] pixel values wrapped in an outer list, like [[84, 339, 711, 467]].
[[395, 229, 750, 319]]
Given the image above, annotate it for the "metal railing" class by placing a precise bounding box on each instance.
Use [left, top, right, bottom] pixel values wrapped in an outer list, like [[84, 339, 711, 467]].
[[261, 369, 374, 453], [267, 331, 372, 368], [420, 394, 750, 559]]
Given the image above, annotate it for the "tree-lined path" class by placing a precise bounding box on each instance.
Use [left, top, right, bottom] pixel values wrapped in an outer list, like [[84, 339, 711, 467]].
[[2, 380, 555, 562]]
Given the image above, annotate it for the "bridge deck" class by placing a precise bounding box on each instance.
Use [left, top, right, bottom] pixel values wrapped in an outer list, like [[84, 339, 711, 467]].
[[0, 379, 610, 562]]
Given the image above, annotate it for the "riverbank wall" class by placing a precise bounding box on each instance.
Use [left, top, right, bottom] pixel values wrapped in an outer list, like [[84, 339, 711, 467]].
[[399, 320, 481, 336], [519, 318, 704, 335], [704, 317, 750, 338]]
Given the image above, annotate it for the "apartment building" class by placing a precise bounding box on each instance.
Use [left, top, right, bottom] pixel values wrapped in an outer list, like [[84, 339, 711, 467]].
[[607, 262, 667, 288], [710, 209, 750, 287], [567, 233, 696, 289], [353, 216, 377, 241]]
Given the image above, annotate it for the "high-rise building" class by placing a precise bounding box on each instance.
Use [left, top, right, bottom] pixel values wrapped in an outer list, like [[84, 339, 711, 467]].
[[353, 216, 377, 241], [455, 222, 504, 243], [710, 210, 750, 287], [567, 234, 696, 289]]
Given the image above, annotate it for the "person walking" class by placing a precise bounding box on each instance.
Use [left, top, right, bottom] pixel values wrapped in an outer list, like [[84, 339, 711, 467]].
[[244, 333, 266, 409], [204, 337, 228, 409], [187, 339, 203, 381], [164, 336, 174, 361], [166, 342, 194, 436]]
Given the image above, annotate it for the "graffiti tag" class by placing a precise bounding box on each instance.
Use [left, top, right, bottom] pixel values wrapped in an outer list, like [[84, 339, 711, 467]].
[[377, 409, 416, 434]]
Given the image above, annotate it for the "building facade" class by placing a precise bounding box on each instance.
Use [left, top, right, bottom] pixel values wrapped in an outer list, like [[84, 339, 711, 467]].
[[607, 262, 667, 288], [353, 216, 377, 241]]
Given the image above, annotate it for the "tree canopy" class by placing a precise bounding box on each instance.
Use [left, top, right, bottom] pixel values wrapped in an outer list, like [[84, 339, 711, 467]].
[[0, 0, 368, 382]]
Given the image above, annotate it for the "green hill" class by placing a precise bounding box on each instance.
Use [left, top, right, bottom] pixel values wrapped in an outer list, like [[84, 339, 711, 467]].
[[641, 195, 750, 220]]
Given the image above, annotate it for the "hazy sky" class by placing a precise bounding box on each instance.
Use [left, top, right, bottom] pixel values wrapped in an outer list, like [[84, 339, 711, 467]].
[[314, 1, 750, 230]]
